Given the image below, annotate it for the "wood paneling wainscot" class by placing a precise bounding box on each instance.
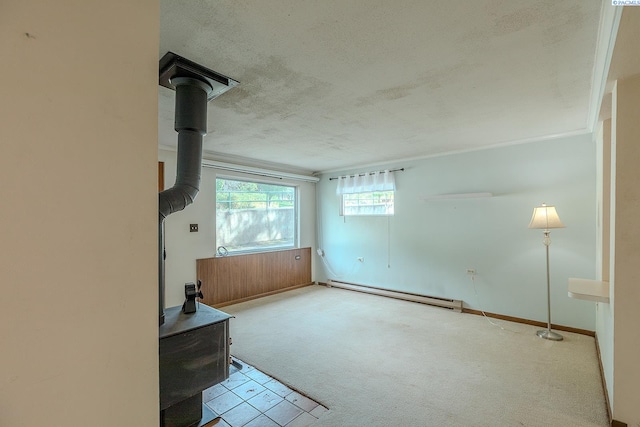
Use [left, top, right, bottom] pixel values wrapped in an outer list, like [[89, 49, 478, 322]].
[[197, 247, 312, 307]]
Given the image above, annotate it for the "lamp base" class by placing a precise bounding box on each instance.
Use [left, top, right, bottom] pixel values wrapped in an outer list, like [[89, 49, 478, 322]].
[[537, 329, 563, 341]]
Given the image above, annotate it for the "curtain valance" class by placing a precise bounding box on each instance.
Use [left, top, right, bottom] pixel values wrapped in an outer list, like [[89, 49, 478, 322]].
[[335, 169, 396, 195]]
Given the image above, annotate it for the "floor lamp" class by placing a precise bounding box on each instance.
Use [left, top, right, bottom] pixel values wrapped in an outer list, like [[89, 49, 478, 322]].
[[528, 203, 565, 341]]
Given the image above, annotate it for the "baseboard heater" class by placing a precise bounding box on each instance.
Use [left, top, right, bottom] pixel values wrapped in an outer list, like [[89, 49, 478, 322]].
[[326, 280, 463, 312]]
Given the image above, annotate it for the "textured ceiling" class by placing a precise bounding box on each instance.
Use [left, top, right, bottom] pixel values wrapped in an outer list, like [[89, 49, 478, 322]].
[[159, 0, 603, 174]]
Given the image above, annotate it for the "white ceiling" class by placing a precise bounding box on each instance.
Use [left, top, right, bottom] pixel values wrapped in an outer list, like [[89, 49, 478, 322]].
[[159, 0, 604, 174]]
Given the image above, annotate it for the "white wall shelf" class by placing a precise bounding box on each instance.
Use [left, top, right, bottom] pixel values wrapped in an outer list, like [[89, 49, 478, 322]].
[[568, 278, 610, 303]]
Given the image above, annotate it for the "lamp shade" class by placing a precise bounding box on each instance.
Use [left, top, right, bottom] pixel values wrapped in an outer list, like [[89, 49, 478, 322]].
[[528, 204, 565, 229]]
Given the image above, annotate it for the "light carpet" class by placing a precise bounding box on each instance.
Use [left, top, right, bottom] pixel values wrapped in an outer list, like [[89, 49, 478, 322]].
[[222, 285, 608, 426]]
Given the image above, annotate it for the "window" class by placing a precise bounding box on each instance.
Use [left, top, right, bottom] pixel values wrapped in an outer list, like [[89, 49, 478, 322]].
[[216, 178, 297, 253], [342, 191, 395, 216], [336, 169, 396, 216]]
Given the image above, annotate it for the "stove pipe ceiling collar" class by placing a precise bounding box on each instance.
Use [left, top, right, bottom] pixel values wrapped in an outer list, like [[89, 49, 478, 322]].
[[158, 52, 238, 326]]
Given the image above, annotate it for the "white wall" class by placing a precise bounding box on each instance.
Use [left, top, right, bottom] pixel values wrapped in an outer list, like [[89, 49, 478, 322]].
[[595, 118, 614, 407], [0, 2, 159, 426], [317, 135, 597, 330], [159, 149, 317, 308]]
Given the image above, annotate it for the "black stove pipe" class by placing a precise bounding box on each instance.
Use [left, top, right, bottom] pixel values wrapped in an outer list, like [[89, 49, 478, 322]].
[[159, 77, 213, 326]]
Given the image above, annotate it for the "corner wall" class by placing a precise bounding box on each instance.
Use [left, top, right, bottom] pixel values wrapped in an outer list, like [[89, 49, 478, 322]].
[[0, 1, 159, 426], [317, 135, 597, 330], [159, 149, 317, 308], [595, 118, 614, 407], [609, 74, 640, 425]]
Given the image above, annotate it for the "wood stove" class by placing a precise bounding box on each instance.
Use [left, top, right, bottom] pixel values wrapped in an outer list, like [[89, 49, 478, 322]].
[[159, 304, 232, 427], [156, 52, 238, 426]]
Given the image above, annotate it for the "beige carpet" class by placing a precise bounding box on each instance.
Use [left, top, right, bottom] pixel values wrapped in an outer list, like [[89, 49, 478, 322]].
[[222, 285, 609, 426]]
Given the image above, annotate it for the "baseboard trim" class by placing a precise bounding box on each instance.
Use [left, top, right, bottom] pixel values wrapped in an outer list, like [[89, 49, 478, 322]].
[[461, 308, 595, 337], [318, 282, 595, 337], [594, 332, 613, 424], [212, 282, 314, 308], [323, 280, 463, 312]]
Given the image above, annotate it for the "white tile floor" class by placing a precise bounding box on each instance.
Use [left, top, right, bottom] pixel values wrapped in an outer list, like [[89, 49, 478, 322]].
[[204, 358, 328, 427]]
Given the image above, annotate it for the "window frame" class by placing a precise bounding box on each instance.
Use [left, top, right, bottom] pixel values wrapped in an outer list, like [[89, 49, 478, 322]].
[[215, 175, 299, 255], [340, 190, 395, 217]]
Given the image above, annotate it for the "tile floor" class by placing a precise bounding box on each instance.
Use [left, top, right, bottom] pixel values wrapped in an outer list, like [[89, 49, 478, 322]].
[[203, 357, 328, 427]]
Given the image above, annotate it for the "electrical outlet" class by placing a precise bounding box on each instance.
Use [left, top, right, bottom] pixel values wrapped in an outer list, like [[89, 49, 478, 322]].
[[466, 269, 476, 275], [357, 257, 364, 262], [189, 224, 198, 232]]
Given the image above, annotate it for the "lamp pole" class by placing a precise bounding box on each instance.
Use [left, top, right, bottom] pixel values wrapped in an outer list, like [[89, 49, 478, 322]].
[[537, 229, 563, 341]]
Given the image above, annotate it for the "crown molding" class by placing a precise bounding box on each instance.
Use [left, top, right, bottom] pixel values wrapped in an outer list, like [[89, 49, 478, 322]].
[[586, 3, 623, 132]]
